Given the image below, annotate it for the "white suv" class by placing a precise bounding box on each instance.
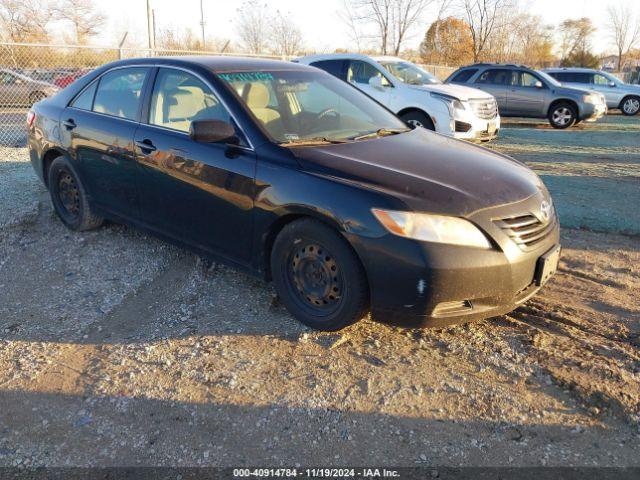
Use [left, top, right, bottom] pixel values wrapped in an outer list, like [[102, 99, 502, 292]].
[[295, 54, 500, 141]]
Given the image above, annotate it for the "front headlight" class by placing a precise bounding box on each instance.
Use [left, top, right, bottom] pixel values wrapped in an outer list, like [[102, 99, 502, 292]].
[[582, 93, 600, 104], [372, 209, 491, 249], [430, 92, 466, 116]]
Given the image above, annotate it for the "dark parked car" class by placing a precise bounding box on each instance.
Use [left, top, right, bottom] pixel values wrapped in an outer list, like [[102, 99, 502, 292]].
[[28, 57, 560, 330], [447, 63, 607, 128]]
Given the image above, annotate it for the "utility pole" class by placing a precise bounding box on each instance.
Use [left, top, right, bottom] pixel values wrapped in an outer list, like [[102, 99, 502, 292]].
[[146, 0, 155, 51], [200, 0, 206, 49]]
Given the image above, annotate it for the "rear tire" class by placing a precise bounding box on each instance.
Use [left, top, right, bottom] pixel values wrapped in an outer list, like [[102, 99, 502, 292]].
[[548, 102, 577, 129], [620, 96, 640, 116], [400, 110, 435, 131], [271, 219, 368, 331], [48, 156, 104, 231]]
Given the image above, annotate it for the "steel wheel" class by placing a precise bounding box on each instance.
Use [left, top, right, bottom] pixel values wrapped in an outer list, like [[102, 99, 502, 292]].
[[287, 242, 343, 316], [57, 169, 81, 219], [622, 97, 640, 115], [48, 156, 103, 231]]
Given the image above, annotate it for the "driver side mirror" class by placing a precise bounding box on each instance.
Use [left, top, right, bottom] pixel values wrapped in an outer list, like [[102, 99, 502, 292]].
[[608, 81, 616, 88], [534, 80, 543, 89], [189, 120, 239, 145], [368, 76, 386, 91]]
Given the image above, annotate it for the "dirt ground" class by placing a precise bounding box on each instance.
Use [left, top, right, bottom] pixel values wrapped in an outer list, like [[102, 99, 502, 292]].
[[0, 115, 639, 468]]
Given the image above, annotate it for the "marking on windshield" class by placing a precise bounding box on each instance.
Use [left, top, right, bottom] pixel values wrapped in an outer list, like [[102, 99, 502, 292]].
[[218, 72, 274, 83]]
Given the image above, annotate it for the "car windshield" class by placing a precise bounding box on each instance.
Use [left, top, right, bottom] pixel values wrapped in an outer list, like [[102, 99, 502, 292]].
[[536, 70, 561, 87], [379, 61, 441, 85], [217, 69, 408, 144]]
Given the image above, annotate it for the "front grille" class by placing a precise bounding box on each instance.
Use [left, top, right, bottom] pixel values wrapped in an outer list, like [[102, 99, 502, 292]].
[[495, 213, 556, 250], [469, 98, 498, 120]]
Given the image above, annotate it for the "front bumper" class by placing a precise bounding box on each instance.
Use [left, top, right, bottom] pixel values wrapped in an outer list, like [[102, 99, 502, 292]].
[[451, 114, 501, 142], [352, 194, 560, 328], [581, 101, 607, 122]]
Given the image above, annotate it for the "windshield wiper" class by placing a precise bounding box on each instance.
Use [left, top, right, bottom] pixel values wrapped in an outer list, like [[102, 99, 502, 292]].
[[279, 136, 350, 146], [352, 127, 411, 141]]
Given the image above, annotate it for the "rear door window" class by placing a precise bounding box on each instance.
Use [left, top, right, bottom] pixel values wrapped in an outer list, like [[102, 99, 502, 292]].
[[93, 67, 148, 120], [475, 69, 514, 85], [552, 72, 591, 83]]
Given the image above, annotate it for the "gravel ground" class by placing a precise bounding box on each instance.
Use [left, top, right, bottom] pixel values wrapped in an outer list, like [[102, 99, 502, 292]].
[[0, 117, 639, 468]]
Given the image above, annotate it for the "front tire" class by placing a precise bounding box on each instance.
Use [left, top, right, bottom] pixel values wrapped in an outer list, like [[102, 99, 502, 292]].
[[271, 219, 368, 331], [548, 102, 577, 129], [620, 96, 640, 116], [400, 110, 435, 131], [48, 156, 104, 231]]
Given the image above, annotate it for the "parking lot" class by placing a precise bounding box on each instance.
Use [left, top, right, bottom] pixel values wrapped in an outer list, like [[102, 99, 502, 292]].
[[0, 114, 639, 467]]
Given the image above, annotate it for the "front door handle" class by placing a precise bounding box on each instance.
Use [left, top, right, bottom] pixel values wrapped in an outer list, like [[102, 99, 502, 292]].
[[135, 139, 157, 153], [62, 118, 76, 130]]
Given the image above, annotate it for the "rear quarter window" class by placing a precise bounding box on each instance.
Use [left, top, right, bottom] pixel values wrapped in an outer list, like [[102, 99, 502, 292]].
[[310, 60, 346, 80]]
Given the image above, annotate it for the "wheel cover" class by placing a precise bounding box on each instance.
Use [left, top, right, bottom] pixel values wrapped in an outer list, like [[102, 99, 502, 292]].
[[57, 170, 80, 218], [287, 243, 343, 315], [552, 107, 573, 126], [406, 119, 424, 128], [623, 98, 639, 114]]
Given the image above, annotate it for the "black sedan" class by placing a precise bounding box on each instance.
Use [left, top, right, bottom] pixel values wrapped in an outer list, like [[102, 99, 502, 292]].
[[27, 56, 560, 331]]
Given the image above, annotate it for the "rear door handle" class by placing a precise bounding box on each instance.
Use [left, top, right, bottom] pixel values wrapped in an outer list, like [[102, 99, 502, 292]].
[[135, 139, 157, 153], [62, 118, 76, 130]]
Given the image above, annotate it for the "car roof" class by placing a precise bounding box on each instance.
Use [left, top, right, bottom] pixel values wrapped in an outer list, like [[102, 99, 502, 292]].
[[543, 67, 599, 72], [107, 56, 313, 73], [457, 63, 532, 70], [296, 53, 374, 63]]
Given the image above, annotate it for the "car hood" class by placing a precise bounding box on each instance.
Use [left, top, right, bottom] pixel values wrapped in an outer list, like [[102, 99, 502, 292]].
[[410, 82, 495, 101], [289, 128, 546, 216], [553, 85, 591, 97]]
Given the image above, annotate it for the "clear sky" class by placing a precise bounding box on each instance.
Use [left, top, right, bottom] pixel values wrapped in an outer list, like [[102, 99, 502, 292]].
[[96, 0, 622, 55]]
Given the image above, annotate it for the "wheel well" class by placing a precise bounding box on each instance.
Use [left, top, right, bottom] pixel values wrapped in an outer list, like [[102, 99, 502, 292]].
[[398, 107, 429, 119], [397, 107, 435, 129], [548, 99, 578, 117], [42, 148, 65, 187], [619, 94, 640, 109], [262, 213, 367, 286]]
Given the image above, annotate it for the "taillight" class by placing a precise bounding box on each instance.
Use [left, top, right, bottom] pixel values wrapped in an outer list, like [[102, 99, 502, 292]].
[[26, 110, 36, 128]]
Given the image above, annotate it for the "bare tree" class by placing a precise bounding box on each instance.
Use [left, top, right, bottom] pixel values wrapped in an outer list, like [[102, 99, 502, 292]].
[[0, 0, 52, 42], [460, 0, 511, 62], [343, 0, 437, 55], [271, 11, 304, 57], [52, 0, 105, 44], [236, 0, 270, 54], [339, 0, 364, 52], [607, 3, 640, 71]]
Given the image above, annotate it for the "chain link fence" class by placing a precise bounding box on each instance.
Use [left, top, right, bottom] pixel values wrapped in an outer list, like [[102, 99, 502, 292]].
[[0, 42, 456, 147], [0, 42, 288, 147]]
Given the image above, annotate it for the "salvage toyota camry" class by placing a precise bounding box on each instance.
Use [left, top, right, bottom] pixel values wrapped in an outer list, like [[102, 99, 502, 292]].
[[27, 57, 560, 331]]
